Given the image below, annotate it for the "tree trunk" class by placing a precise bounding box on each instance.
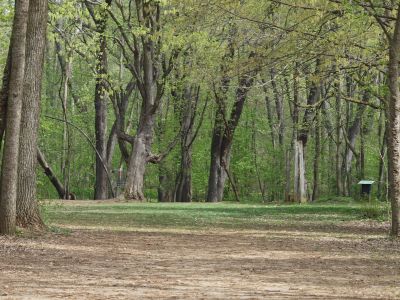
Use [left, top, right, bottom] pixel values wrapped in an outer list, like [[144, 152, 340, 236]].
[[312, 109, 321, 202], [387, 5, 400, 237], [207, 73, 255, 202], [0, 51, 11, 150], [335, 79, 342, 195], [270, 68, 284, 146], [378, 110, 387, 200], [93, 0, 112, 200], [294, 60, 321, 203], [175, 87, 196, 202], [123, 1, 164, 201], [16, 0, 48, 229], [0, 0, 29, 235], [37, 148, 75, 200], [341, 102, 366, 196], [125, 113, 155, 200], [207, 108, 225, 202]]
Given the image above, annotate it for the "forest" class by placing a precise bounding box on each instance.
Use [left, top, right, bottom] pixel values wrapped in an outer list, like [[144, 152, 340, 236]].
[[1, 0, 400, 298]]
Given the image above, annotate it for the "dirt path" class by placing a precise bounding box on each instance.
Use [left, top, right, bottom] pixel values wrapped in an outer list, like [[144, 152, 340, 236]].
[[1, 225, 400, 299]]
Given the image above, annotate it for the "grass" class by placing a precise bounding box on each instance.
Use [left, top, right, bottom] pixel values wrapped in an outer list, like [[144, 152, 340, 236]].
[[43, 201, 390, 232]]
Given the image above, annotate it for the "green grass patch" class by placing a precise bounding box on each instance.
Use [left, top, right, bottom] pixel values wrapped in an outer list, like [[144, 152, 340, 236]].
[[43, 201, 389, 232]]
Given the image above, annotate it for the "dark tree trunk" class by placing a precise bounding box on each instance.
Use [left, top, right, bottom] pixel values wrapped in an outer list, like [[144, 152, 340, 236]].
[[0, 51, 11, 150], [37, 148, 75, 200], [175, 86, 198, 202], [378, 110, 387, 200], [207, 73, 256, 202], [17, 0, 48, 229], [123, 1, 169, 201], [0, 0, 29, 235], [312, 109, 321, 202], [387, 5, 400, 237], [335, 79, 342, 195], [270, 68, 284, 146], [91, 0, 112, 200], [262, 84, 276, 149], [207, 108, 225, 202]]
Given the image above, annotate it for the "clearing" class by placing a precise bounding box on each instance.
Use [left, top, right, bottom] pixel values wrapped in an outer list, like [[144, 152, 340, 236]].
[[0, 200, 400, 299]]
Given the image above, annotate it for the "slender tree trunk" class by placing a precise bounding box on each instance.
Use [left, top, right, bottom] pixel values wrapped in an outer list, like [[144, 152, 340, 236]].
[[37, 148, 75, 200], [262, 85, 276, 149], [175, 87, 196, 202], [341, 102, 366, 196], [312, 109, 321, 202], [387, 5, 400, 237], [0, 0, 29, 235], [60, 59, 71, 200], [16, 0, 48, 229], [294, 60, 321, 203], [378, 110, 387, 200], [270, 68, 284, 146]]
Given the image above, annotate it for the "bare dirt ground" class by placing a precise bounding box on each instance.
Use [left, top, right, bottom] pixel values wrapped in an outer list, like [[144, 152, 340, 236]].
[[1, 216, 400, 299]]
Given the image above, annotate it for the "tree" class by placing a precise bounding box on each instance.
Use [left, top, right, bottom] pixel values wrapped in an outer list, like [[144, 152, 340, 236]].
[[386, 4, 400, 237], [85, 0, 113, 200], [17, 0, 49, 228], [0, 0, 29, 235]]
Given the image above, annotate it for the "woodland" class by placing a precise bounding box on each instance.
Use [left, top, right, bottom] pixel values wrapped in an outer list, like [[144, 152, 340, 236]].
[[2, 0, 400, 298], [1, 0, 400, 230]]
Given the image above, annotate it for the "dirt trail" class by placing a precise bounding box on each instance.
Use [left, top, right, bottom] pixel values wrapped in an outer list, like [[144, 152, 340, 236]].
[[1, 224, 400, 299]]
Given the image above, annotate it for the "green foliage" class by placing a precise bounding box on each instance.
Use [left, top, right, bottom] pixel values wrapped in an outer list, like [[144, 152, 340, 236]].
[[359, 200, 389, 221]]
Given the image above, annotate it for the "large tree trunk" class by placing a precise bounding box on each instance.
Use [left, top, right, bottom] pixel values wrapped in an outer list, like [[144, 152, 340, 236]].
[[387, 5, 400, 237], [0, 0, 29, 235], [16, 0, 48, 229], [207, 109, 225, 203], [92, 0, 112, 200], [123, 1, 165, 201], [125, 112, 155, 200]]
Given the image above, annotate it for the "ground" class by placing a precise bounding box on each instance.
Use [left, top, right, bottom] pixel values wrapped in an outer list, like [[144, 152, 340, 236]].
[[0, 200, 399, 299]]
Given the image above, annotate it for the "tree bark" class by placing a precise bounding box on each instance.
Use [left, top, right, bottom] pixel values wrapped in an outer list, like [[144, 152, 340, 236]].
[[16, 0, 48, 229], [123, 1, 167, 201], [270, 68, 284, 146], [312, 109, 321, 202], [341, 101, 366, 196], [175, 86, 197, 202], [387, 5, 400, 237], [335, 79, 342, 195], [0, 51, 11, 150], [92, 0, 112, 200], [0, 0, 29, 235], [294, 60, 321, 203], [207, 73, 255, 202], [37, 148, 75, 200]]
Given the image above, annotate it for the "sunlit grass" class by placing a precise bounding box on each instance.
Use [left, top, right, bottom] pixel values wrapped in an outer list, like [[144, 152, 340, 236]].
[[43, 201, 389, 232]]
